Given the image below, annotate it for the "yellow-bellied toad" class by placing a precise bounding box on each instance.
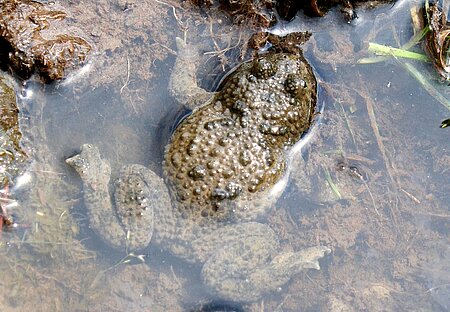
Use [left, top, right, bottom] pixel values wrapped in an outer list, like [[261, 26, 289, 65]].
[[66, 38, 330, 302]]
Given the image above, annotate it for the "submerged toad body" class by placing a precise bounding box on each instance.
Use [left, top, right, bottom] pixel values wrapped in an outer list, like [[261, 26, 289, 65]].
[[66, 38, 330, 301]]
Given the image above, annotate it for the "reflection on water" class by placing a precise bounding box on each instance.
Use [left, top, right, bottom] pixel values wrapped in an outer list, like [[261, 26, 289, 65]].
[[0, 0, 449, 311]]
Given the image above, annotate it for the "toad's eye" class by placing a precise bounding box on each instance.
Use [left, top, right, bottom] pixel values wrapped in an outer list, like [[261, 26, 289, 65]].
[[252, 58, 277, 79], [284, 73, 306, 95]]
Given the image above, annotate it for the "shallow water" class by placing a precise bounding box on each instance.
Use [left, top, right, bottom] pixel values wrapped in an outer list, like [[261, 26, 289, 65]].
[[1, 0, 449, 311]]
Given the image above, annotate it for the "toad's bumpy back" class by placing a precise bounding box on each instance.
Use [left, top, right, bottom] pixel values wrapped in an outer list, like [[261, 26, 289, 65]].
[[164, 51, 317, 224]]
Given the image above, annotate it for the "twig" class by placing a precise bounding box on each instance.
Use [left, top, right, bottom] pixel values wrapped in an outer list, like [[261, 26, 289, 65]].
[[153, 0, 186, 31], [400, 188, 421, 204], [363, 91, 398, 187], [120, 55, 130, 95], [357, 87, 401, 227], [425, 283, 450, 293]]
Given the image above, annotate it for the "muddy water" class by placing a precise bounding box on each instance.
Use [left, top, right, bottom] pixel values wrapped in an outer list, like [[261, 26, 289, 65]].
[[0, 0, 449, 311]]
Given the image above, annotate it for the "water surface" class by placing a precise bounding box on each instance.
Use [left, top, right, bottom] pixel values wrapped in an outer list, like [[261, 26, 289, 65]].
[[1, 1, 449, 311]]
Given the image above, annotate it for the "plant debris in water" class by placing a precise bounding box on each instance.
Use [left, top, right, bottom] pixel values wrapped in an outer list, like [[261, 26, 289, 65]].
[[277, 0, 395, 21], [424, 1, 450, 80], [359, 1, 450, 112], [191, 0, 396, 25], [0, 0, 92, 81], [0, 72, 27, 188]]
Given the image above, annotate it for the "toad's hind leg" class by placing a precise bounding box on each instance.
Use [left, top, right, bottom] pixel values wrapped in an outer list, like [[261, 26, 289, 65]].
[[114, 164, 166, 250], [195, 222, 330, 302], [168, 37, 212, 109]]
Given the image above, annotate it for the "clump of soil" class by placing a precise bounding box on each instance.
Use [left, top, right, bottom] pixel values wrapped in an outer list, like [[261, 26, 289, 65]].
[[424, 3, 450, 80], [0, 72, 27, 188], [0, 0, 92, 81], [191, 0, 395, 25]]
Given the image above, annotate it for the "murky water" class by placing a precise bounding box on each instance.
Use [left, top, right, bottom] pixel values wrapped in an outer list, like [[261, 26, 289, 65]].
[[1, 1, 449, 311]]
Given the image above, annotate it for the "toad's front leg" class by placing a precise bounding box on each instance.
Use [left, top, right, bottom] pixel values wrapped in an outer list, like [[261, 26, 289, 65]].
[[66, 144, 159, 251]]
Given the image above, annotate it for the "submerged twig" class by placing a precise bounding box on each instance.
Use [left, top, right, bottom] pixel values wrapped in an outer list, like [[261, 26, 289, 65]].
[[400, 188, 421, 204], [354, 85, 400, 226], [119, 55, 130, 95], [153, 0, 185, 30], [425, 283, 450, 293]]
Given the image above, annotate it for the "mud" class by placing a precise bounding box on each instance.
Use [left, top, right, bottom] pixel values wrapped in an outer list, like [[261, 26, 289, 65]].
[[0, 0, 92, 81]]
